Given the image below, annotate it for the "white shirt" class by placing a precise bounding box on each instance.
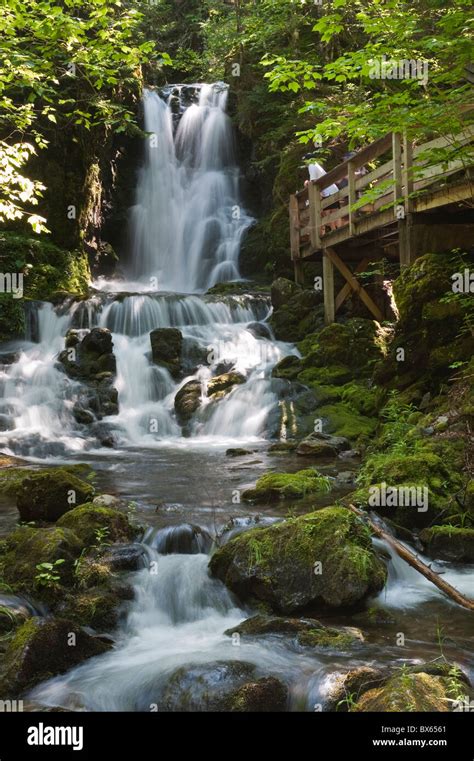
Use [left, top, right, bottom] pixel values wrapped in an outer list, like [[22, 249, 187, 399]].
[[308, 162, 339, 197]]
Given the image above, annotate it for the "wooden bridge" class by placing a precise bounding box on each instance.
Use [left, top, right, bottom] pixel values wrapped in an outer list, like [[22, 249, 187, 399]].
[[289, 126, 474, 323]]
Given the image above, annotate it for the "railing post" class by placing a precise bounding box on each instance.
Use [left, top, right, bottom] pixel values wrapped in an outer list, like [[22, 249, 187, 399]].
[[347, 160, 356, 236], [308, 181, 321, 249]]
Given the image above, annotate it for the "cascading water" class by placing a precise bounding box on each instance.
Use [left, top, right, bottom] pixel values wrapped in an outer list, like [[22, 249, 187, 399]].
[[2, 83, 473, 713], [126, 84, 253, 292]]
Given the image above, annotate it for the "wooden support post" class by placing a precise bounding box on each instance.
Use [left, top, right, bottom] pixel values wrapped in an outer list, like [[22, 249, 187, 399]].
[[308, 181, 321, 250], [402, 132, 414, 214], [294, 258, 304, 286], [399, 215, 414, 267], [392, 132, 403, 213], [322, 249, 335, 324], [325, 247, 384, 322], [347, 160, 356, 236], [289, 194, 300, 261]]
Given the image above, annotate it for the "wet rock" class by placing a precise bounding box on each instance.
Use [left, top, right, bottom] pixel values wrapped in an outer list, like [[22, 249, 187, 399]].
[[0, 617, 111, 696], [207, 372, 245, 397], [0, 595, 33, 635], [225, 677, 288, 712], [59, 327, 116, 379], [150, 328, 183, 378], [242, 468, 330, 503], [181, 337, 209, 373], [327, 667, 387, 711], [16, 469, 95, 523], [159, 661, 257, 712], [225, 615, 363, 651], [0, 413, 14, 431], [72, 405, 95, 425], [57, 503, 138, 546], [209, 506, 387, 613], [146, 524, 212, 555], [226, 448, 253, 457], [58, 586, 128, 631], [420, 526, 474, 563], [268, 441, 298, 453], [214, 360, 235, 376], [99, 543, 147, 572], [272, 355, 302, 381], [296, 433, 350, 458], [93, 494, 122, 508], [246, 322, 272, 340], [174, 380, 202, 423]]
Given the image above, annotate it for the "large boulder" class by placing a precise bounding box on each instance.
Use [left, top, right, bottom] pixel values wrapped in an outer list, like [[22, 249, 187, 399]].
[[270, 277, 301, 310], [16, 469, 95, 522], [0, 617, 110, 696], [174, 380, 202, 423], [158, 661, 257, 712], [296, 433, 350, 458], [56, 503, 138, 546], [150, 328, 183, 377], [209, 506, 387, 613], [242, 468, 330, 503], [353, 672, 462, 712]]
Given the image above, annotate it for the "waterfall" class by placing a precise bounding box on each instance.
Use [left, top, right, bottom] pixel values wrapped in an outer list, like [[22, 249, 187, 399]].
[[0, 83, 297, 457], [127, 84, 253, 292]]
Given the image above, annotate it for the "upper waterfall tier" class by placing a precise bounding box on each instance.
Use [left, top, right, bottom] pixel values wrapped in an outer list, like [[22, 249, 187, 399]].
[[127, 83, 253, 293]]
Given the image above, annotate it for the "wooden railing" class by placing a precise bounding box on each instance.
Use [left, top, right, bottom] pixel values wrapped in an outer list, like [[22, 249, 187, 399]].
[[290, 125, 474, 260]]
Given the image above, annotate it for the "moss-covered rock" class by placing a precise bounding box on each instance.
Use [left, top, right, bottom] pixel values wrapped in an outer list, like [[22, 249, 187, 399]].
[[225, 615, 363, 651], [0, 617, 110, 696], [58, 585, 131, 631], [353, 672, 456, 712], [0, 232, 90, 304], [16, 470, 95, 522], [224, 677, 288, 712], [207, 372, 245, 397], [298, 319, 388, 377], [209, 506, 387, 613], [0, 464, 94, 498], [318, 403, 377, 441], [420, 526, 474, 563], [56, 503, 137, 546], [1, 526, 83, 593], [242, 468, 330, 502], [269, 279, 324, 342], [174, 380, 202, 424]]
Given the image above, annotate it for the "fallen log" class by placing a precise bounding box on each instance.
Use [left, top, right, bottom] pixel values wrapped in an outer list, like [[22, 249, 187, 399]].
[[348, 503, 474, 612]]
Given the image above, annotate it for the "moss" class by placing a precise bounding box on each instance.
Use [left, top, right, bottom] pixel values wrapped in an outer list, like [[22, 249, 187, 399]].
[[0, 294, 25, 342], [209, 506, 387, 613], [56, 502, 138, 546], [0, 231, 90, 301], [340, 382, 384, 417], [353, 672, 452, 712], [297, 627, 359, 650], [420, 525, 474, 562], [297, 365, 352, 388], [318, 403, 377, 441], [224, 677, 288, 712], [59, 587, 122, 630], [2, 525, 83, 595], [0, 464, 95, 498], [242, 468, 331, 503], [16, 469, 95, 522], [297, 319, 388, 377]]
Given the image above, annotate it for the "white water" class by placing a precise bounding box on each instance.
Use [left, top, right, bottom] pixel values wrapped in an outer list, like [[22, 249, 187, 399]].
[[0, 84, 292, 456], [127, 84, 253, 292]]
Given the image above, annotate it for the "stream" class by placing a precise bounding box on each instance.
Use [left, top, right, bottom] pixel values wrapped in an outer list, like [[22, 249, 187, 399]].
[[0, 83, 472, 712]]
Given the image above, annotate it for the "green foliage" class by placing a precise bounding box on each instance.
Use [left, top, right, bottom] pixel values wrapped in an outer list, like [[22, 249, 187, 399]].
[[34, 558, 65, 588], [0, 0, 170, 231]]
